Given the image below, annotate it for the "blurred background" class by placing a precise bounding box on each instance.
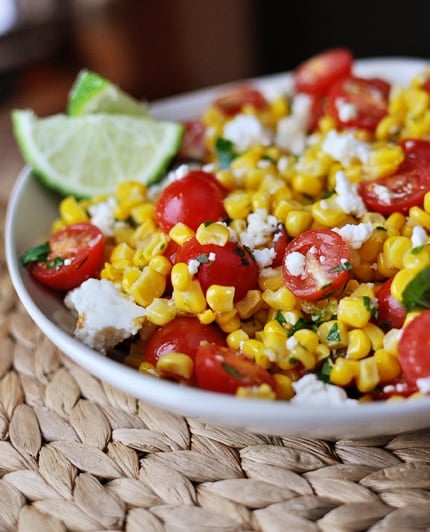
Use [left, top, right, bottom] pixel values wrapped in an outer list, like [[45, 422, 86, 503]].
[[2, 0, 430, 116]]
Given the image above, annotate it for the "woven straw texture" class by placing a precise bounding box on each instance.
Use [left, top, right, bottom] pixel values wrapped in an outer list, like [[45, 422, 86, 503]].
[[2, 202, 430, 532]]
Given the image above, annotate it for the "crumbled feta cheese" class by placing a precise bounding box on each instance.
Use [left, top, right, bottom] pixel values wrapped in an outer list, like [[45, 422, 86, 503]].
[[276, 115, 307, 155], [286, 336, 298, 350], [64, 279, 145, 353], [223, 114, 271, 152], [188, 259, 201, 275], [417, 377, 430, 394], [291, 93, 312, 122], [336, 100, 358, 122], [239, 209, 280, 249], [285, 251, 306, 277], [334, 171, 367, 217], [411, 225, 428, 248], [88, 197, 117, 237], [372, 183, 393, 205], [291, 374, 358, 405], [333, 222, 374, 249], [322, 130, 370, 166], [253, 247, 276, 269]]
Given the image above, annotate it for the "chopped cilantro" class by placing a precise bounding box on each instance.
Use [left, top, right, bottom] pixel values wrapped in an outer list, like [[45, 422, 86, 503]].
[[331, 261, 352, 273], [288, 357, 298, 365], [321, 190, 334, 200], [317, 359, 333, 383], [363, 295, 378, 319], [327, 322, 341, 342], [401, 265, 430, 312], [275, 311, 287, 325], [411, 245, 424, 255], [20, 242, 50, 266], [196, 254, 210, 264], [287, 317, 315, 337], [375, 225, 387, 231], [215, 137, 238, 169], [222, 363, 243, 379]]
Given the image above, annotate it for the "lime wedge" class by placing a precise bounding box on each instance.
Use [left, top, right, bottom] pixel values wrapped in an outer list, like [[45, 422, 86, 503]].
[[68, 69, 150, 117], [12, 110, 183, 197]]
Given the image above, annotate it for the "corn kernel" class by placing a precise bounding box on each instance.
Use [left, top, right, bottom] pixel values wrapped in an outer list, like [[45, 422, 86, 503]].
[[318, 320, 348, 348], [206, 284, 235, 313], [337, 297, 371, 328], [312, 198, 348, 228], [169, 223, 195, 245], [383, 328, 401, 355], [362, 323, 384, 351], [262, 286, 296, 310], [149, 255, 172, 276], [123, 266, 166, 307], [357, 357, 379, 393], [224, 190, 252, 219], [258, 267, 284, 291], [173, 280, 207, 314], [293, 329, 319, 353], [235, 290, 265, 319], [391, 267, 421, 301], [59, 196, 89, 224], [226, 329, 249, 350], [274, 374, 295, 400], [346, 329, 372, 360], [145, 298, 177, 325], [374, 349, 401, 382], [197, 309, 216, 324], [409, 206, 430, 231], [331, 358, 356, 386], [285, 210, 313, 237], [363, 145, 404, 178], [157, 353, 194, 380], [196, 222, 230, 246], [383, 236, 412, 270]]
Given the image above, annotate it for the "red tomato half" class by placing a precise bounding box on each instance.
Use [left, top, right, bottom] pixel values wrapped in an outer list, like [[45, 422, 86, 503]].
[[358, 139, 430, 215], [143, 316, 225, 381], [270, 224, 289, 267], [327, 76, 390, 132], [213, 86, 267, 116], [375, 278, 406, 330], [195, 344, 276, 394], [282, 229, 351, 301], [27, 223, 105, 291], [175, 238, 259, 301], [177, 120, 208, 161], [398, 310, 430, 386], [294, 48, 353, 97], [155, 170, 227, 232]]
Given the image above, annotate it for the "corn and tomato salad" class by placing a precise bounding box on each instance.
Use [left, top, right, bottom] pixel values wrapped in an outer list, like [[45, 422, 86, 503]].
[[25, 49, 430, 404]]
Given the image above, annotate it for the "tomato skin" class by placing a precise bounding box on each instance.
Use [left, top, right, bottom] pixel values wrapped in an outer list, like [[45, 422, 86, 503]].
[[155, 170, 227, 232], [28, 223, 105, 291], [195, 344, 276, 394], [143, 316, 225, 381], [177, 120, 208, 161], [175, 238, 259, 301], [282, 229, 351, 301], [327, 76, 390, 132], [358, 139, 430, 215], [270, 225, 288, 267], [398, 310, 430, 386], [375, 278, 406, 330], [294, 48, 353, 97], [213, 86, 267, 116]]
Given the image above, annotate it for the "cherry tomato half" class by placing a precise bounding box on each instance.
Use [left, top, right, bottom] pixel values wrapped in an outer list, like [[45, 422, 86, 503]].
[[294, 48, 353, 97], [25, 223, 105, 291], [358, 139, 430, 215], [155, 170, 227, 232], [375, 278, 406, 330], [143, 316, 226, 381], [177, 120, 208, 161], [282, 229, 351, 301], [270, 224, 289, 267], [398, 310, 430, 386], [213, 86, 268, 116], [195, 343, 276, 395], [327, 76, 390, 132], [175, 238, 259, 301]]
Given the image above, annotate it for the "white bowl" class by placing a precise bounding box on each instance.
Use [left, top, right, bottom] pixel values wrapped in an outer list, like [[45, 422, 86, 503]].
[[6, 58, 430, 440]]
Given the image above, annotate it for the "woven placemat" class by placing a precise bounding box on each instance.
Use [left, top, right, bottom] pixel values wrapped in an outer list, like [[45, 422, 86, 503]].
[[2, 203, 430, 532]]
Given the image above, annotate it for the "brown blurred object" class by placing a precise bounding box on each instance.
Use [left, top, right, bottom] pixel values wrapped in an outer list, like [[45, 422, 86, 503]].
[[2, 0, 258, 115]]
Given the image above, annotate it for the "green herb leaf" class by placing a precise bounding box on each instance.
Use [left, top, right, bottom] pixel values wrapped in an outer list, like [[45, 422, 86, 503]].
[[402, 265, 430, 312], [196, 254, 210, 264], [331, 261, 352, 273], [20, 242, 50, 266], [215, 137, 238, 169], [287, 317, 315, 337], [222, 362, 243, 379], [47, 256, 66, 269], [275, 311, 287, 325], [363, 295, 378, 319], [317, 359, 333, 383], [411, 245, 424, 255], [327, 322, 341, 342]]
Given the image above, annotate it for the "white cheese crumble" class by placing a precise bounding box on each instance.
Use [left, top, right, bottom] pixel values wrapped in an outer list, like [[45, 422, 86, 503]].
[[88, 197, 117, 237], [411, 225, 428, 248], [417, 377, 430, 394], [275, 93, 312, 155], [334, 171, 367, 217], [291, 374, 358, 405], [322, 130, 370, 166], [188, 253, 216, 275], [239, 209, 280, 249], [64, 279, 145, 353], [333, 222, 374, 249], [372, 183, 393, 205], [336, 100, 358, 122], [285, 251, 307, 277], [223, 114, 271, 152], [253, 247, 276, 269]]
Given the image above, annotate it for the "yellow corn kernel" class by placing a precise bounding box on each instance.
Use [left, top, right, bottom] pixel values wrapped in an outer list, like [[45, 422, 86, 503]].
[[289, 344, 315, 370], [383, 236, 412, 270], [403, 311, 421, 328], [383, 328, 401, 356], [318, 320, 348, 348], [215, 310, 241, 333], [113, 223, 134, 245], [350, 282, 376, 299], [116, 180, 147, 203], [51, 218, 65, 233], [241, 339, 270, 367], [216, 169, 236, 190], [359, 230, 386, 262], [376, 252, 399, 278], [262, 330, 288, 358], [311, 198, 348, 228], [374, 349, 401, 382], [346, 328, 372, 360], [402, 246, 430, 270], [224, 190, 252, 220], [264, 319, 288, 337], [145, 298, 177, 325], [285, 210, 313, 237], [235, 290, 265, 319], [386, 212, 406, 232], [409, 206, 430, 231], [251, 190, 270, 211], [292, 174, 323, 197], [123, 266, 166, 307], [363, 145, 404, 178], [375, 115, 401, 140], [59, 196, 89, 224], [141, 232, 170, 263], [226, 329, 249, 350], [357, 357, 379, 393], [168, 222, 195, 245], [319, 115, 336, 133], [156, 353, 194, 380], [231, 148, 261, 173], [337, 297, 371, 328], [206, 284, 235, 313], [258, 267, 284, 291], [197, 309, 216, 324], [138, 361, 159, 377], [270, 96, 289, 119], [262, 286, 296, 311], [173, 280, 207, 314], [195, 222, 230, 246], [362, 322, 384, 351], [100, 262, 123, 282], [330, 358, 356, 387], [424, 191, 430, 214], [273, 373, 294, 400], [171, 262, 192, 291], [110, 242, 135, 264], [293, 329, 319, 353], [149, 255, 172, 276], [244, 168, 266, 190], [315, 343, 330, 362], [390, 267, 421, 301], [236, 383, 276, 400], [130, 203, 155, 224], [405, 87, 430, 115], [131, 219, 157, 245]]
